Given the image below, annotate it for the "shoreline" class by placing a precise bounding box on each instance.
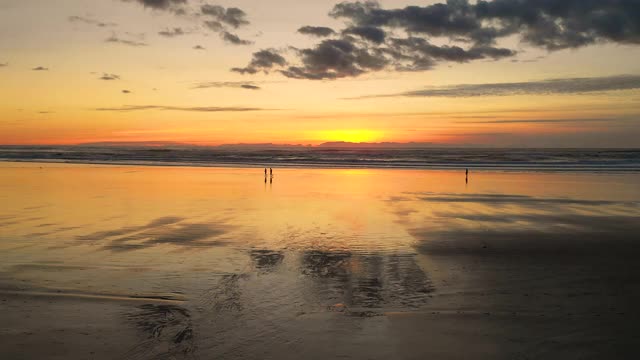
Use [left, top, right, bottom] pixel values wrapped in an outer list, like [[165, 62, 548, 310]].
[[2, 158, 639, 173]]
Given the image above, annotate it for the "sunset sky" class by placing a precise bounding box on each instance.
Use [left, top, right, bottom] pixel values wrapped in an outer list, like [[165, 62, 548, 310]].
[[1, 0, 639, 147]]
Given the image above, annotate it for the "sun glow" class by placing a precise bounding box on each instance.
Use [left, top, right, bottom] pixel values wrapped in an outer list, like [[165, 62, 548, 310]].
[[315, 129, 384, 143]]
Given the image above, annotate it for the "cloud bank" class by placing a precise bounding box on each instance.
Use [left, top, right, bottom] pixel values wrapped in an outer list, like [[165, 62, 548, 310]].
[[234, 0, 640, 80]]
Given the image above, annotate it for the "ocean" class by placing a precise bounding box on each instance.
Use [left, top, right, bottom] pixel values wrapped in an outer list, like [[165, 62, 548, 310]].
[[1, 146, 639, 171]]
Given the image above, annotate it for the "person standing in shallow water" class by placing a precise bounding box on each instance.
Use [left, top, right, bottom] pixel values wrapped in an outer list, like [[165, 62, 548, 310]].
[[270, 168, 273, 177], [264, 168, 267, 177]]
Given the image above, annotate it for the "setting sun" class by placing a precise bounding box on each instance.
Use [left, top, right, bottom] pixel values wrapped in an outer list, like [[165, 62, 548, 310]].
[[315, 129, 384, 143]]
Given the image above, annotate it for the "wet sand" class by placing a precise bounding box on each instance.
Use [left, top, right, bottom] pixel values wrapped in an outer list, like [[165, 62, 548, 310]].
[[1, 163, 639, 359]]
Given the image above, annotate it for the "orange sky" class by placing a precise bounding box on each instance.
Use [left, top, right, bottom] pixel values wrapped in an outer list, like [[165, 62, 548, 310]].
[[1, 0, 639, 147]]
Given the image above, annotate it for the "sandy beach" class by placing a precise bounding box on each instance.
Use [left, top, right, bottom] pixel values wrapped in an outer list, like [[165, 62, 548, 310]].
[[1, 162, 639, 359]]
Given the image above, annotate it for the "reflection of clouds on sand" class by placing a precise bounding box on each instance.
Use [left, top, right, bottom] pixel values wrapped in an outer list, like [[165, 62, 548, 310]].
[[301, 250, 433, 310], [250, 249, 285, 273], [125, 304, 196, 360], [388, 192, 640, 256], [125, 248, 435, 358], [77, 216, 185, 241], [75, 216, 233, 252], [406, 192, 627, 206]]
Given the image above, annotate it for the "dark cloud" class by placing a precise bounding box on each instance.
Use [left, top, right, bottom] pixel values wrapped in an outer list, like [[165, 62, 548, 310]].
[[201, 4, 249, 29], [94, 105, 272, 112], [204, 20, 225, 32], [298, 26, 336, 37], [199, 4, 252, 46], [330, 0, 640, 50], [125, 0, 186, 11], [193, 45, 206, 50], [355, 75, 640, 98], [99, 73, 120, 80], [233, 0, 640, 79], [68, 15, 116, 27], [106, 35, 147, 47], [32, 66, 49, 71], [280, 38, 388, 80], [221, 31, 253, 45], [0, 63, 7, 67], [158, 27, 186, 37], [231, 49, 287, 74], [192, 81, 261, 90], [343, 26, 386, 44], [389, 36, 514, 64]]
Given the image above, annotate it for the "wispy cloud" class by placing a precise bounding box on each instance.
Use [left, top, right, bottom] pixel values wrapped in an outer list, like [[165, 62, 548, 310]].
[[348, 75, 640, 99], [158, 27, 187, 37], [105, 35, 147, 47], [193, 45, 205, 50], [32, 66, 49, 71], [0, 62, 8, 67], [94, 105, 274, 112], [68, 15, 116, 27], [192, 81, 261, 90], [456, 118, 630, 124], [99, 73, 120, 80]]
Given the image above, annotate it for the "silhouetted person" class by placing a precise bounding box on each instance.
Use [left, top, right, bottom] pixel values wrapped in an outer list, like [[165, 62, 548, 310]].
[[270, 168, 273, 177], [264, 168, 267, 177], [465, 168, 469, 184], [466, 168, 469, 176]]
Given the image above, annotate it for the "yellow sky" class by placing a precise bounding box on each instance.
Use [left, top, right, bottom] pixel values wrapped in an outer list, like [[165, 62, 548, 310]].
[[1, 0, 639, 147]]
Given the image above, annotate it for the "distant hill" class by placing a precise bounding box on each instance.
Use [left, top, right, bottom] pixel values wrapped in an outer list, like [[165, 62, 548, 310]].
[[77, 141, 196, 148], [317, 141, 441, 149]]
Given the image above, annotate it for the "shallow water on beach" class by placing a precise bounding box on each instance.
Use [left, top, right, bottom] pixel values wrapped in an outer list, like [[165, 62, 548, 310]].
[[1, 163, 640, 359]]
